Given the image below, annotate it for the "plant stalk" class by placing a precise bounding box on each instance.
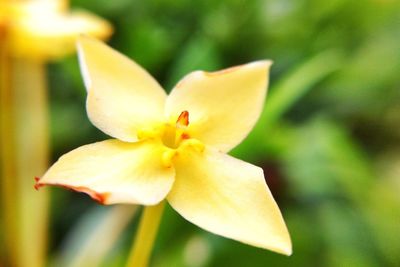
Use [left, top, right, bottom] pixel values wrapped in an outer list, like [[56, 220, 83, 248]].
[[0, 24, 19, 267], [0, 37, 49, 266], [126, 201, 166, 267], [13, 57, 49, 267]]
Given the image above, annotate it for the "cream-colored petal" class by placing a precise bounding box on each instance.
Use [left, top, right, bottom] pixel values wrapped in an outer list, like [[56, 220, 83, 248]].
[[77, 36, 167, 142], [10, 8, 113, 60], [36, 139, 174, 205], [167, 147, 291, 255], [165, 61, 271, 152]]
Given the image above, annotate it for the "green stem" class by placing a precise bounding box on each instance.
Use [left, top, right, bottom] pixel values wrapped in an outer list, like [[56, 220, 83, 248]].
[[126, 201, 166, 267]]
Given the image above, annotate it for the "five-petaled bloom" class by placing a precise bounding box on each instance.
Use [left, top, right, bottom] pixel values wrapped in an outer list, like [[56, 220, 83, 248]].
[[36, 36, 292, 255]]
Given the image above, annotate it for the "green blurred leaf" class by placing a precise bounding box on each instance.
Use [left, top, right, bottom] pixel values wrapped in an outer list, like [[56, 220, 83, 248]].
[[232, 50, 344, 160]]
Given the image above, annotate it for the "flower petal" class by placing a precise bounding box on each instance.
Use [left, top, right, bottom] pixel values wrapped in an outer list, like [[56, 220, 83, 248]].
[[165, 61, 272, 152], [167, 147, 291, 255], [36, 140, 174, 205], [77, 36, 167, 142]]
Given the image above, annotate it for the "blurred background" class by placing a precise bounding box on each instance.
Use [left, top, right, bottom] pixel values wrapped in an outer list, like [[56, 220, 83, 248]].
[[11, 0, 400, 266]]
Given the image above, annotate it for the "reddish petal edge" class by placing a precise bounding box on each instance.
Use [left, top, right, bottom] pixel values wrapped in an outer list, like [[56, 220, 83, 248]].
[[34, 177, 110, 205]]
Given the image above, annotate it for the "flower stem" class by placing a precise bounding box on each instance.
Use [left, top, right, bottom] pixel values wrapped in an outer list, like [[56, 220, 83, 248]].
[[0, 26, 19, 267], [12, 58, 49, 267], [126, 201, 166, 267], [0, 35, 49, 266]]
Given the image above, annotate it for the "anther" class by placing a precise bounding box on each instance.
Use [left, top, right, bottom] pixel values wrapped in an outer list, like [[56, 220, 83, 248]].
[[176, 110, 189, 127]]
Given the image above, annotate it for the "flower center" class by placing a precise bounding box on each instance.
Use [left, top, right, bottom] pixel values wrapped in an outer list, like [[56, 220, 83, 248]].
[[161, 110, 190, 149], [137, 110, 204, 168]]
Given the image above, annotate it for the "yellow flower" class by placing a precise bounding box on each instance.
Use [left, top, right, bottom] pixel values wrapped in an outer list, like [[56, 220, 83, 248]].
[[0, 0, 112, 60], [36, 36, 292, 255]]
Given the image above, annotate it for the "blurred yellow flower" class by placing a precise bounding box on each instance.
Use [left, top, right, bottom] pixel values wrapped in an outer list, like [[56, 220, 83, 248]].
[[36, 36, 292, 255], [0, 0, 112, 60]]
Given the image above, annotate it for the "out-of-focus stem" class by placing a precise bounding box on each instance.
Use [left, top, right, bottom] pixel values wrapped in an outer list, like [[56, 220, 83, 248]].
[[12, 57, 49, 267], [0, 25, 19, 267], [0, 37, 49, 265], [126, 201, 166, 267]]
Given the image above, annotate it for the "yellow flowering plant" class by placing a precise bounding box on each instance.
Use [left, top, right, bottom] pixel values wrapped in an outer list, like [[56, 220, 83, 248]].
[[36, 36, 291, 265]]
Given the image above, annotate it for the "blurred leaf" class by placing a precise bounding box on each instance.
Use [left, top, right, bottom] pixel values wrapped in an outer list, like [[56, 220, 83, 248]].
[[165, 35, 221, 89], [119, 20, 175, 72], [282, 117, 374, 199], [232, 49, 344, 160], [319, 203, 379, 267], [322, 31, 400, 116], [53, 205, 137, 267], [282, 117, 400, 266]]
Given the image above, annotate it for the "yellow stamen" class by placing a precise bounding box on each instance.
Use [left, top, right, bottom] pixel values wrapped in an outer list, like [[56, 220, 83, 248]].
[[179, 139, 205, 153], [161, 148, 176, 168], [137, 127, 160, 140]]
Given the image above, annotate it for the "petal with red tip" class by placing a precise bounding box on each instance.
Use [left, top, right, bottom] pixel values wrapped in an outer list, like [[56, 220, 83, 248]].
[[37, 139, 174, 205]]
